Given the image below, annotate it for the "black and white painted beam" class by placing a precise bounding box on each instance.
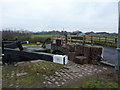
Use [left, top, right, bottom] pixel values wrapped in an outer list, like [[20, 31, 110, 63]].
[[3, 48, 68, 65]]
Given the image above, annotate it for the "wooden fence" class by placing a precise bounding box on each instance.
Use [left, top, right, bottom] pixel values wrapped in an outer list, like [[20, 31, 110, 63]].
[[52, 35, 94, 45], [93, 36, 117, 47], [52, 35, 118, 47]]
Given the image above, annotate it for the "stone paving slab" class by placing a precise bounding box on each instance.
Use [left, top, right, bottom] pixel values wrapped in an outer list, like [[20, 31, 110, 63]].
[[0, 65, 2, 89], [40, 61, 109, 88]]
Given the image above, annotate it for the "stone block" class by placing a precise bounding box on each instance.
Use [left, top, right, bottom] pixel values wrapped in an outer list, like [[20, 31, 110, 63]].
[[90, 46, 103, 60], [74, 56, 89, 64], [74, 45, 84, 56], [68, 52, 76, 61], [84, 45, 91, 57], [65, 44, 75, 52]]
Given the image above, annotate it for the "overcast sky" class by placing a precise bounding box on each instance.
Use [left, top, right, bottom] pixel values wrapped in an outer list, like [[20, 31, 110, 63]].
[[0, 0, 119, 32]]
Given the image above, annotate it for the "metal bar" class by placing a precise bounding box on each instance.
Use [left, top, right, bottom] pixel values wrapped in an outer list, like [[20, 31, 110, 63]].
[[115, 1, 120, 71]]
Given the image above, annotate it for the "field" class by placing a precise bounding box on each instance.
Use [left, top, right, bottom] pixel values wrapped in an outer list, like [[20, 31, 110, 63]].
[[85, 36, 117, 47], [32, 34, 61, 38]]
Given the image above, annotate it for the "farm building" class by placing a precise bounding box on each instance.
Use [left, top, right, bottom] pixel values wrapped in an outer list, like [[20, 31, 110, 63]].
[[77, 33, 86, 36]]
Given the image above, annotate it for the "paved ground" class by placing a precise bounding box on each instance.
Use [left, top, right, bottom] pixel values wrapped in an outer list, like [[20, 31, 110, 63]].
[[80, 44, 117, 65], [38, 61, 110, 88], [0, 65, 1, 89], [0, 47, 2, 89], [103, 46, 117, 65], [0, 57, 2, 89]]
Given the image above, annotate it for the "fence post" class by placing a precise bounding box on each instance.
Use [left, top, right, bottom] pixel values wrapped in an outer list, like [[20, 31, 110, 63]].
[[105, 37, 107, 44], [99, 37, 101, 42], [65, 34, 67, 44], [2, 40, 4, 54], [115, 38, 117, 44], [83, 35, 85, 45], [91, 36, 94, 45]]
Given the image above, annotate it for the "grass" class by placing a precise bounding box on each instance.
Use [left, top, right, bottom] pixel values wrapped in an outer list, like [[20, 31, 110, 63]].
[[74, 77, 119, 88], [94, 41, 117, 47], [32, 34, 61, 38], [85, 36, 117, 42], [22, 43, 36, 46], [2, 61, 63, 88]]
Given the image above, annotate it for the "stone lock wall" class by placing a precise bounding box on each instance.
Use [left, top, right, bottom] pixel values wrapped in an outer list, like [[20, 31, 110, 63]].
[[66, 44, 103, 64]]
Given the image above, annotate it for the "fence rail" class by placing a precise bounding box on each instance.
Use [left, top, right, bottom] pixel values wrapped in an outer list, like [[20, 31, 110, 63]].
[[93, 36, 117, 47]]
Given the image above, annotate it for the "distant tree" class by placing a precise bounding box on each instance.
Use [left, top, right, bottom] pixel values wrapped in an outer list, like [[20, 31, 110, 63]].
[[2, 30, 31, 41]]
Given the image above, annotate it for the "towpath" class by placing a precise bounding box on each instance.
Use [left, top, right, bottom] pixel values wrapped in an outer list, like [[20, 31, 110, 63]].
[[103, 46, 117, 65]]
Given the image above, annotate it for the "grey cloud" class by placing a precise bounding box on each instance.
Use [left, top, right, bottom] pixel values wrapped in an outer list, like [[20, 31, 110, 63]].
[[1, 0, 119, 32]]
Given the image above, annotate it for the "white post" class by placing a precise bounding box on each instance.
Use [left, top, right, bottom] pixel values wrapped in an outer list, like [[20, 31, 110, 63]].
[[115, 1, 120, 71]]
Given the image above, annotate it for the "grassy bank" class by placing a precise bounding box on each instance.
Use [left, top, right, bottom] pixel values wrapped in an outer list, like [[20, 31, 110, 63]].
[[75, 77, 119, 88], [22, 43, 36, 46], [2, 61, 63, 88]]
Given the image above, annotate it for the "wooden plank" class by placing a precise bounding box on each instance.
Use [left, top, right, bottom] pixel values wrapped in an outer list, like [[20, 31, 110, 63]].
[[67, 35, 91, 37]]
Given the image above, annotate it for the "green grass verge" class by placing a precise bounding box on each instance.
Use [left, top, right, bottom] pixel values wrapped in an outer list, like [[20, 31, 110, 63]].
[[94, 41, 117, 47], [74, 78, 119, 88], [2, 61, 63, 88], [22, 43, 36, 46]]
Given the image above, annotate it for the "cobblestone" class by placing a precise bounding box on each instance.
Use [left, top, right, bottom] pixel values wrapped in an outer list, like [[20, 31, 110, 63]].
[[48, 81, 52, 85], [55, 82, 59, 85], [41, 61, 110, 88]]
